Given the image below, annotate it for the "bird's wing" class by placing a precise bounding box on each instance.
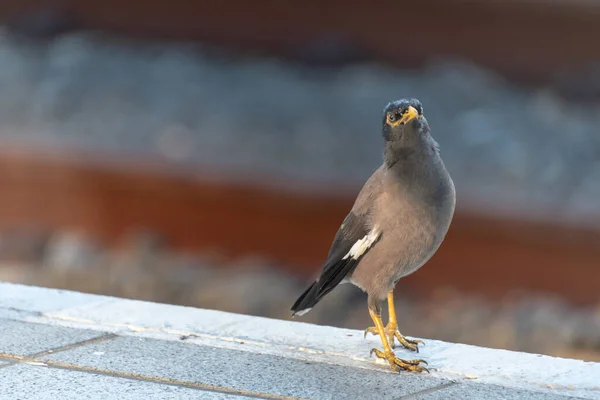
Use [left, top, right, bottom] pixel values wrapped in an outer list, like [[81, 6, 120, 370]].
[[291, 167, 383, 316], [313, 211, 381, 300]]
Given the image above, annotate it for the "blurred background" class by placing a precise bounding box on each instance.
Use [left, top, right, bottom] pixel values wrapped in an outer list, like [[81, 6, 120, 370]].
[[0, 0, 599, 362]]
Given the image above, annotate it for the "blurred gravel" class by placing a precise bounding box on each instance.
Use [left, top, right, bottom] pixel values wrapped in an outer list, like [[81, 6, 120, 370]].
[[0, 30, 599, 225]]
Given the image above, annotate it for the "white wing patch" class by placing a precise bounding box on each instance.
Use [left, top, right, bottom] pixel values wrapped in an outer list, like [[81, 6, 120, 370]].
[[342, 226, 380, 260]]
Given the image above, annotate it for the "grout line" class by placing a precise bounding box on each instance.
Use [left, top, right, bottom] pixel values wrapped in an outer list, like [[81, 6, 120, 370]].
[[396, 381, 457, 400], [25, 333, 119, 360], [0, 333, 118, 364], [0, 354, 23, 362], [37, 360, 305, 400], [0, 333, 117, 372]]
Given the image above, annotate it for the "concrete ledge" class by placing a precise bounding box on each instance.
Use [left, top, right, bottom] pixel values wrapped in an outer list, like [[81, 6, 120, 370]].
[[0, 282, 598, 399]]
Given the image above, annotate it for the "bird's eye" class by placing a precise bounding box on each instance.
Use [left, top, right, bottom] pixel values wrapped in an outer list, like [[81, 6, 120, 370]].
[[388, 113, 396, 122]]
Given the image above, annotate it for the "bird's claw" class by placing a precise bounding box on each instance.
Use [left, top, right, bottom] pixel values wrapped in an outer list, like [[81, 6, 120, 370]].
[[393, 331, 423, 352], [364, 327, 378, 338], [369, 348, 429, 373]]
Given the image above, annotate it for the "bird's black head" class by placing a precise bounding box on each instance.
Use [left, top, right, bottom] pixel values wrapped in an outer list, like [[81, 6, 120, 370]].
[[381, 98, 425, 142]]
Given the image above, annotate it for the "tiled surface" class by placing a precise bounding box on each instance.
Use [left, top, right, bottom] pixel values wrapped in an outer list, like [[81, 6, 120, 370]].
[[0, 282, 598, 400], [40, 291, 600, 398], [0, 319, 105, 357], [0, 364, 252, 400], [423, 382, 584, 400], [41, 335, 449, 400]]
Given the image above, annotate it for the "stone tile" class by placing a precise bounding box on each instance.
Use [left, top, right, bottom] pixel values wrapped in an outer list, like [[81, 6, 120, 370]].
[[0, 319, 107, 357], [45, 297, 418, 370], [46, 296, 600, 397], [4, 284, 600, 399], [1, 364, 250, 399], [423, 381, 589, 400], [42, 336, 448, 400]]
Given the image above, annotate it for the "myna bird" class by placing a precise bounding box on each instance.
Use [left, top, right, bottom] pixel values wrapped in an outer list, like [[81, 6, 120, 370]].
[[291, 98, 455, 373]]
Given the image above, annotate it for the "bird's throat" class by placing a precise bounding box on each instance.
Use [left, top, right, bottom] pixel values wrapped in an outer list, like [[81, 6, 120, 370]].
[[383, 142, 416, 167]]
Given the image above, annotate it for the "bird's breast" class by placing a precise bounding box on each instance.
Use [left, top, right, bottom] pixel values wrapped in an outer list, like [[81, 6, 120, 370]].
[[373, 177, 454, 279]]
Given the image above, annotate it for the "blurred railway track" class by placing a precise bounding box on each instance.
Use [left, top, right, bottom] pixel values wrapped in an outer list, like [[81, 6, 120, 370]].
[[0, 148, 598, 306]]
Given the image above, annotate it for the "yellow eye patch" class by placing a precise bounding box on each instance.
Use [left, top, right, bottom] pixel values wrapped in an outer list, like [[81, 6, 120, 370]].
[[386, 106, 420, 127]]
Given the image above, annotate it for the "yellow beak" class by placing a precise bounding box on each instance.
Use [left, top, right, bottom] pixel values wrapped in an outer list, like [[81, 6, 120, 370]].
[[397, 105, 419, 126]]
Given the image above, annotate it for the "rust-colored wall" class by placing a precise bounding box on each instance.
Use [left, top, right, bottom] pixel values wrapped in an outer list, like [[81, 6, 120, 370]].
[[0, 149, 598, 306], [2, 0, 600, 82]]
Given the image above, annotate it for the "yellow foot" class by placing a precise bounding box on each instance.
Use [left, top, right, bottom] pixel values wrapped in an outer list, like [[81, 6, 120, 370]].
[[364, 323, 424, 352], [369, 348, 429, 373]]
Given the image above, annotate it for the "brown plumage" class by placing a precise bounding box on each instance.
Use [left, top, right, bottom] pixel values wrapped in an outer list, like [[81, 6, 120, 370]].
[[291, 98, 455, 373]]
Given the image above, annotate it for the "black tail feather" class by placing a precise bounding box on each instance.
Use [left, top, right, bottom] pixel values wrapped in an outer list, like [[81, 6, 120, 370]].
[[290, 281, 318, 317], [291, 258, 360, 317]]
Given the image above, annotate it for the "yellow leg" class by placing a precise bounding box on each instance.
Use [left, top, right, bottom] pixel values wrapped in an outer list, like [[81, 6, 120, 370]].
[[364, 290, 424, 351], [385, 290, 424, 351], [368, 308, 428, 373]]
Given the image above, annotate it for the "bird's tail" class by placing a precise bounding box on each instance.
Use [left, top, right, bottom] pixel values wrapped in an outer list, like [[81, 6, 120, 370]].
[[290, 281, 320, 317]]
